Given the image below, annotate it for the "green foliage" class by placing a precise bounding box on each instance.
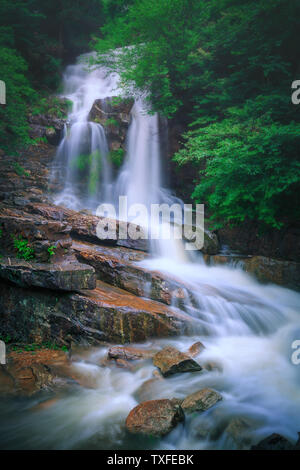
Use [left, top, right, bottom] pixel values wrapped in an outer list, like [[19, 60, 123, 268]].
[[11, 342, 68, 353], [0, 45, 36, 151], [109, 148, 125, 168], [104, 117, 119, 127], [12, 235, 35, 261], [71, 150, 103, 195], [0, 0, 105, 151], [95, 0, 300, 229], [13, 162, 30, 177], [47, 245, 56, 260]]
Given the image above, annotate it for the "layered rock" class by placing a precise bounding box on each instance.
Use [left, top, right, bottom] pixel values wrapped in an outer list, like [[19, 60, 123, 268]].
[[0, 280, 194, 346], [73, 241, 192, 305], [0, 205, 72, 262], [0, 258, 96, 291]]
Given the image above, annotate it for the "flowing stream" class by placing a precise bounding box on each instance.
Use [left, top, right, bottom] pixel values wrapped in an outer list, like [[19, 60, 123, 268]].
[[1, 54, 299, 450]]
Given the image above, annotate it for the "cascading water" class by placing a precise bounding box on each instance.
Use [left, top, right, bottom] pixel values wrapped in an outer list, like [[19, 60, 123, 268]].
[[51, 53, 120, 210], [1, 55, 299, 451]]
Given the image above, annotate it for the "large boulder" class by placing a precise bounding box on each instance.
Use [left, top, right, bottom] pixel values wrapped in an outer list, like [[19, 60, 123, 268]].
[[153, 346, 202, 377], [0, 258, 96, 291], [0, 280, 194, 346], [181, 388, 222, 413], [125, 399, 184, 437]]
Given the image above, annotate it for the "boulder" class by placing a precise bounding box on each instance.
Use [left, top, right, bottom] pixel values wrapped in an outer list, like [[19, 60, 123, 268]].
[[181, 388, 222, 413], [108, 346, 155, 361], [251, 433, 294, 451], [153, 346, 202, 377], [0, 258, 96, 291], [224, 417, 252, 449], [0, 280, 194, 346], [125, 399, 184, 437]]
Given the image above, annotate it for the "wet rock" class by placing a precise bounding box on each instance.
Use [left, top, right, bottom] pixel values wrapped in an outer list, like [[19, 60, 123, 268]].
[[108, 346, 155, 361], [242, 256, 300, 291], [202, 230, 219, 255], [206, 253, 300, 291], [74, 241, 192, 305], [28, 202, 148, 252], [153, 346, 202, 377], [187, 342, 205, 358], [181, 388, 222, 413], [218, 222, 300, 262], [0, 280, 194, 346], [0, 206, 72, 262], [88, 97, 134, 154], [0, 350, 68, 396], [251, 433, 294, 450], [125, 399, 184, 437], [0, 258, 96, 291], [224, 417, 252, 449]]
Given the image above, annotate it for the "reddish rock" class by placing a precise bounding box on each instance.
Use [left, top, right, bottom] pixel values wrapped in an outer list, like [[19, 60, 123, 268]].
[[0, 280, 194, 346], [125, 399, 184, 437], [153, 346, 202, 377]]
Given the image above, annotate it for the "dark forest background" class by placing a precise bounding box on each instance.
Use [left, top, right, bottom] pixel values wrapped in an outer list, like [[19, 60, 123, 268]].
[[0, 0, 299, 230]]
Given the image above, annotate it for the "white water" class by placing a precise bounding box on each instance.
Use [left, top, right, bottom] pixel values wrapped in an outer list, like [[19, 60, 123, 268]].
[[2, 55, 299, 450], [51, 53, 121, 210]]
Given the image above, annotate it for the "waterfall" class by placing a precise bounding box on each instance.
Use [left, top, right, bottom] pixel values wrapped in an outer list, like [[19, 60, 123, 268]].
[[51, 53, 120, 210], [41, 55, 300, 450]]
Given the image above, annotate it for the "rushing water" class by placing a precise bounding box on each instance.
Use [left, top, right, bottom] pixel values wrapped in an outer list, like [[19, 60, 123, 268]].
[[1, 54, 299, 450]]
